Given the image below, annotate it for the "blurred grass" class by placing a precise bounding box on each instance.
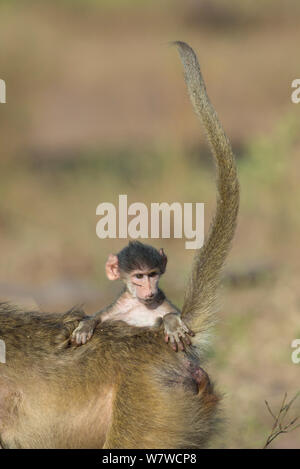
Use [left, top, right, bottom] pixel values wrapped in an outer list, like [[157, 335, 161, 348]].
[[0, 0, 300, 449]]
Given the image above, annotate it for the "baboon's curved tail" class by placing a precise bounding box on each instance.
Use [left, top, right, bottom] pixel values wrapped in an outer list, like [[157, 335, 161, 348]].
[[174, 42, 239, 344]]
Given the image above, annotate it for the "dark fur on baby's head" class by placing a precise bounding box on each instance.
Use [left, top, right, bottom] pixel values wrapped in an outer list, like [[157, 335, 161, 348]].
[[117, 241, 167, 274]]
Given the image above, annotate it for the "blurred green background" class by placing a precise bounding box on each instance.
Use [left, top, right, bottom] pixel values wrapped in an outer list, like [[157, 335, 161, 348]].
[[0, 0, 300, 448]]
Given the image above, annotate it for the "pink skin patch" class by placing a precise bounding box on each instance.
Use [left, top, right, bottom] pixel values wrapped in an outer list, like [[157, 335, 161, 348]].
[[184, 359, 212, 392]]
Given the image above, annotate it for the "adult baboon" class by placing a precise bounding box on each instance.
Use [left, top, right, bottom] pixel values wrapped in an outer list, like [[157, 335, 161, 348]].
[[0, 42, 239, 449]]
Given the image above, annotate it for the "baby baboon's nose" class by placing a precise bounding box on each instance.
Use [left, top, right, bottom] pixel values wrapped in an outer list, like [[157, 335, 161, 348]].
[[145, 291, 154, 299]]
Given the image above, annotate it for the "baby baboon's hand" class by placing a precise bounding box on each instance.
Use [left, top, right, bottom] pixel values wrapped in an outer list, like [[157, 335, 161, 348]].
[[71, 318, 98, 346], [163, 313, 194, 352]]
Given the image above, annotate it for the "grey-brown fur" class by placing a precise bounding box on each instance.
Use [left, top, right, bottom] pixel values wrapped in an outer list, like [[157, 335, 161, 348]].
[[174, 42, 239, 342], [0, 303, 220, 448]]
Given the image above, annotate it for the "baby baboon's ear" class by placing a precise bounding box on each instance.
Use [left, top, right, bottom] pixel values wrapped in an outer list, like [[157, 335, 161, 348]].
[[105, 254, 120, 281], [159, 248, 168, 273]]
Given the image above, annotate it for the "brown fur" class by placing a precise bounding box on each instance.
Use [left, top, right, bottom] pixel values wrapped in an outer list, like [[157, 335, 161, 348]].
[[174, 41, 240, 344], [0, 305, 220, 448], [0, 42, 239, 448]]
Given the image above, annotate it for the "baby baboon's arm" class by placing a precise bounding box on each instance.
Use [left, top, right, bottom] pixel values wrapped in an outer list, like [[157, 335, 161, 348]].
[[71, 314, 103, 345], [162, 312, 194, 352]]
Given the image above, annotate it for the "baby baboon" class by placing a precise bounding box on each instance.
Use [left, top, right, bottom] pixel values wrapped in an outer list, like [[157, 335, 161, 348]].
[[0, 42, 239, 448], [70, 241, 194, 352]]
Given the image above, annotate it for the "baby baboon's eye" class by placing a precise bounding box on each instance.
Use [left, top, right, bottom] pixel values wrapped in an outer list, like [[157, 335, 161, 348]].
[[149, 272, 158, 278], [135, 274, 144, 280]]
